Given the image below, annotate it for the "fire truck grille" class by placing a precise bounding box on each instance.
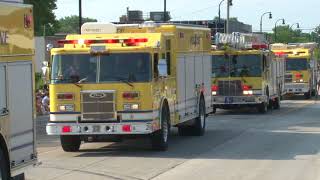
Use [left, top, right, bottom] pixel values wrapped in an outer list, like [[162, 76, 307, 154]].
[[218, 80, 243, 96], [285, 74, 293, 83], [81, 90, 116, 121]]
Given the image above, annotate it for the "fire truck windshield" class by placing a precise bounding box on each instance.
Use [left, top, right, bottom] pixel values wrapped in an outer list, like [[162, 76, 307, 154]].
[[51, 53, 152, 84], [51, 54, 97, 84], [212, 54, 262, 78], [286, 58, 308, 71]]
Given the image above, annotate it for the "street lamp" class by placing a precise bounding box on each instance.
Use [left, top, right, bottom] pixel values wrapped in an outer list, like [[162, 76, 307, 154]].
[[226, 0, 233, 34], [290, 23, 300, 29], [260, 12, 272, 33], [274, 18, 285, 42], [218, 0, 225, 23], [164, 0, 167, 22], [79, 0, 82, 34]]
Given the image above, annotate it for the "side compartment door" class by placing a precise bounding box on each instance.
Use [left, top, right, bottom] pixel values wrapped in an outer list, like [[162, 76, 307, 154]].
[[7, 62, 36, 168], [177, 55, 186, 120]]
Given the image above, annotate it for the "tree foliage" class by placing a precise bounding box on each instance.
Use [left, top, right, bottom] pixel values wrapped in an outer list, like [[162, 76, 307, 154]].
[[24, 0, 59, 36], [58, 15, 97, 34], [270, 25, 315, 43]]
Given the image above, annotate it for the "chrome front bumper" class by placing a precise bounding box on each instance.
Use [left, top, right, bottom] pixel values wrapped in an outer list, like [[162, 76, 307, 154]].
[[46, 121, 155, 135], [212, 95, 268, 105], [285, 83, 309, 93]]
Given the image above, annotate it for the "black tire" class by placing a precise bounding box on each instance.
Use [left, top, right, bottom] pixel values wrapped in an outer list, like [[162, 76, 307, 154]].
[[311, 89, 316, 96], [0, 148, 9, 180], [151, 106, 169, 151], [60, 135, 81, 152], [178, 126, 192, 136], [273, 97, 280, 110], [191, 98, 206, 136], [304, 91, 311, 99], [257, 102, 268, 113]]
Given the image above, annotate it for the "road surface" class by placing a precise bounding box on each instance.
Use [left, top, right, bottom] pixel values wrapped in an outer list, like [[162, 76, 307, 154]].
[[26, 98, 320, 180]]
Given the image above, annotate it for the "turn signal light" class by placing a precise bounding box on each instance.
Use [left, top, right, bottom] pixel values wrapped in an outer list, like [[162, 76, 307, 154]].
[[295, 73, 303, 79], [122, 125, 132, 132], [122, 92, 139, 99], [62, 126, 71, 133], [211, 85, 219, 91], [242, 85, 252, 91], [57, 93, 74, 100]]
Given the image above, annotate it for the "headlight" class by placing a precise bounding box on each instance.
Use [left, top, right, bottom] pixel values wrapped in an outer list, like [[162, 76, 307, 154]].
[[212, 91, 217, 96], [59, 104, 74, 112], [300, 79, 304, 82], [123, 103, 140, 110], [243, 90, 253, 95]]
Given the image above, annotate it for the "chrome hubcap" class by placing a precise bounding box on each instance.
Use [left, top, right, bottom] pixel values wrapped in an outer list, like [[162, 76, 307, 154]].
[[163, 117, 168, 143], [0, 167, 3, 180], [200, 108, 205, 128]]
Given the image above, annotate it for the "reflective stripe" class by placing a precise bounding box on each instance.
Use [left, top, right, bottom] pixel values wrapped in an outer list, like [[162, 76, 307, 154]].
[[50, 114, 79, 121]]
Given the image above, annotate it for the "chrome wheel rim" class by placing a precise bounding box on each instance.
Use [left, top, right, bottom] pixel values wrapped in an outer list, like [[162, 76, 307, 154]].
[[163, 117, 168, 143], [0, 167, 3, 180]]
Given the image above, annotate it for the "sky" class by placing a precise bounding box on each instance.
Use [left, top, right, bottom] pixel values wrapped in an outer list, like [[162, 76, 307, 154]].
[[55, 0, 320, 33]]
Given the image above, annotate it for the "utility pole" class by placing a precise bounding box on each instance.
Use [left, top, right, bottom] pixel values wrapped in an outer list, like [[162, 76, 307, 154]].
[[164, 0, 167, 22], [79, 0, 82, 34], [226, 0, 230, 33]]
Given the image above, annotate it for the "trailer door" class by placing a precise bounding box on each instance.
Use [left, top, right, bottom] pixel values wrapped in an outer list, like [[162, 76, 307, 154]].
[[7, 61, 35, 168]]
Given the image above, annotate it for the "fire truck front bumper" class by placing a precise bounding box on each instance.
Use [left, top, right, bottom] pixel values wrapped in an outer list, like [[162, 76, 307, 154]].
[[46, 121, 156, 135], [285, 83, 309, 94], [212, 95, 268, 105]]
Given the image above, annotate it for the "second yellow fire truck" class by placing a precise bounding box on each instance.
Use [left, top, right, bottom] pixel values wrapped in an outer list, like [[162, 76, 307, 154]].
[[271, 43, 318, 99], [211, 33, 286, 113], [45, 22, 213, 151]]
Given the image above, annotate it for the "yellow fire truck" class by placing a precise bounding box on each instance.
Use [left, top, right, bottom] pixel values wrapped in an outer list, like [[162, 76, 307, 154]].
[[271, 43, 318, 99], [0, 1, 37, 179], [45, 22, 213, 151], [211, 33, 285, 113]]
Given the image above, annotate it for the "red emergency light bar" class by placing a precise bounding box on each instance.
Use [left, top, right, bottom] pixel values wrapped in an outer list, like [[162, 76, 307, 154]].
[[252, 44, 268, 50], [58, 38, 148, 46]]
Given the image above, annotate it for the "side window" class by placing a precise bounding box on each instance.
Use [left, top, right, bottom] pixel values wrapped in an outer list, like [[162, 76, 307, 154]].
[[154, 53, 159, 79], [165, 39, 171, 75], [0, 65, 7, 115], [166, 52, 171, 75], [262, 55, 267, 71]]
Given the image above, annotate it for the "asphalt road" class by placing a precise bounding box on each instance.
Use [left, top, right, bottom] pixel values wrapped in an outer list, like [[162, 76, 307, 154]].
[[26, 97, 320, 180]]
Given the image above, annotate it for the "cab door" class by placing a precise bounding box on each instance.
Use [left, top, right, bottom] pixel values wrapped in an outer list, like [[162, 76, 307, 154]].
[[0, 63, 8, 132]]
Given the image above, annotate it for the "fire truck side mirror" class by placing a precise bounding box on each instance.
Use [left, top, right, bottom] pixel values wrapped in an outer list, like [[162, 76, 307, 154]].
[[41, 61, 50, 83], [158, 59, 168, 78], [46, 44, 53, 52]]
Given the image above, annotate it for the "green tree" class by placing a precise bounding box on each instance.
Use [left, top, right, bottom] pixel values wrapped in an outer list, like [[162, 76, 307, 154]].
[[58, 15, 97, 34], [272, 25, 311, 43], [24, 0, 59, 36]]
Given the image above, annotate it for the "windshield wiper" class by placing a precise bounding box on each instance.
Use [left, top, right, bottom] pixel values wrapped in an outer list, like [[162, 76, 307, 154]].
[[108, 76, 134, 87]]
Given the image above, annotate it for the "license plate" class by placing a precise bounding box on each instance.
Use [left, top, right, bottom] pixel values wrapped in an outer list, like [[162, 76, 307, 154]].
[[225, 97, 233, 104], [92, 125, 101, 133]]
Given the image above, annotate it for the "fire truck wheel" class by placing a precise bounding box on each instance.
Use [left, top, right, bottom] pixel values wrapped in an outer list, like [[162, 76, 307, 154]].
[[191, 98, 206, 136], [60, 135, 81, 152], [311, 89, 316, 96], [273, 98, 280, 110], [0, 147, 9, 180], [258, 102, 268, 113], [304, 91, 311, 99], [151, 106, 169, 151]]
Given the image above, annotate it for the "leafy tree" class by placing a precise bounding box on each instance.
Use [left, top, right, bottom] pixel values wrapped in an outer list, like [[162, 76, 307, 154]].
[[271, 25, 312, 43], [24, 0, 59, 36], [58, 15, 97, 34]]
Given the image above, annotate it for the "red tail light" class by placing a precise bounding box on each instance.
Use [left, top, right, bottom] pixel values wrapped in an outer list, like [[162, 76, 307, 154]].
[[122, 92, 139, 99], [62, 126, 71, 133], [242, 85, 252, 91], [122, 125, 132, 132], [57, 93, 74, 100], [211, 85, 219, 91]]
